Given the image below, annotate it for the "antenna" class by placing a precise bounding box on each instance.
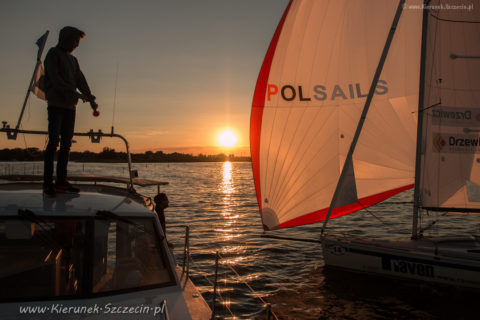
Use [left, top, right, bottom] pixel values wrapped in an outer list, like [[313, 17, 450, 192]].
[[111, 60, 119, 135]]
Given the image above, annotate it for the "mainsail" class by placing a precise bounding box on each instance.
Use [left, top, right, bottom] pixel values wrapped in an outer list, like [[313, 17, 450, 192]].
[[251, 0, 423, 230], [418, 0, 480, 212]]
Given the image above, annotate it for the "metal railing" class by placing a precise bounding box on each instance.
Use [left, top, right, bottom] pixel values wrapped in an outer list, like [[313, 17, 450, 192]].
[[182, 225, 190, 277], [0, 124, 136, 192], [161, 300, 170, 320]]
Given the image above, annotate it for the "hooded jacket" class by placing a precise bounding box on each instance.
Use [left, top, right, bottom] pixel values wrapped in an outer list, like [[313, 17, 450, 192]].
[[44, 26, 93, 109]]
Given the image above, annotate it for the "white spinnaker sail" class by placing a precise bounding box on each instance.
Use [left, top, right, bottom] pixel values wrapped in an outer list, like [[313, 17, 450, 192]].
[[420, 0, 480, 212], [251, 0, 422, 230]]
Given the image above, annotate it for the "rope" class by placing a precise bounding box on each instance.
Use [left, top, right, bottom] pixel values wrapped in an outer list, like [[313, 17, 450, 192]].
[[419, 210, 448, 234], [171, 226, 279, 318], [182, 243, 279, 320], [20, 123, 29, 150], [429, 13, 480, 24], [217, 252, 279, 320], [358, 200, 410, 235], [187, 253, 236, 318]]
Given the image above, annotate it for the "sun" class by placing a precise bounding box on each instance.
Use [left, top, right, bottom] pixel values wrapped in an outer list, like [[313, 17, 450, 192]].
[[217, 129, 238, 148]]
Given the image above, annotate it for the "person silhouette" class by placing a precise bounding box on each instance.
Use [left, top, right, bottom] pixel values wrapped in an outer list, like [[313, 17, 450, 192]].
[[43, 26, 98, 196]]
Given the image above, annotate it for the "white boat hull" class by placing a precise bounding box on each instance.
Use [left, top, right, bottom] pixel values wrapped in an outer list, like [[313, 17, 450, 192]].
[[0, 184, 212, 320], [322, 236, 480, 290], [0, 273, 211, 320]]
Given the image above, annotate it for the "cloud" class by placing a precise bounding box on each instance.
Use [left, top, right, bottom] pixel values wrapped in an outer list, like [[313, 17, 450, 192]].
[[127, 130, 169, 137], [146, 130, 169, 136]]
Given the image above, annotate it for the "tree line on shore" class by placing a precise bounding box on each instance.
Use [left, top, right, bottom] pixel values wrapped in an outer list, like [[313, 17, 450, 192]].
[[0, 147, 251, 163]]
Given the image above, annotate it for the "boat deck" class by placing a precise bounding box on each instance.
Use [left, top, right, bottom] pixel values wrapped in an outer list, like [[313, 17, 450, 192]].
[[0, 182, 156, 217], [177, 268, 212, 320]]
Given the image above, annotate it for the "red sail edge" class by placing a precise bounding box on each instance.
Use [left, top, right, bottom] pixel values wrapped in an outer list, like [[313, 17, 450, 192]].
[[271, 184, 414, 230], [250, 0, 293, 229]]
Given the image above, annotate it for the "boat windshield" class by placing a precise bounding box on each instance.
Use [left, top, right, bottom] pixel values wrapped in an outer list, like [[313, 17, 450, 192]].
[[0, 216, 175, 301], [92, 218, 175, 293]]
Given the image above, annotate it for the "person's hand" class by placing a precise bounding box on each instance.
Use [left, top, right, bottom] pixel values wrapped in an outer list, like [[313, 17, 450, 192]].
[[78, 93, 96, 104], [78, 93, 89, 102], [92, 100, 100, 117], [90, 100, 98, 110]]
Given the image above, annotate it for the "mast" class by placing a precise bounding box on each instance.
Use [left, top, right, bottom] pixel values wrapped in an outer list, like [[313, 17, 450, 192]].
[[321, 0, 406, 236], [411, 0, 430, 239]]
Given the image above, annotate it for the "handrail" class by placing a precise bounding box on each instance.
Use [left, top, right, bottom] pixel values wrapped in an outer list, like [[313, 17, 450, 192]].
[[211, 252, 219, 320], [161, 300, 171, 320], [182, 225, 190, 276], [0, 124, 136, 192]]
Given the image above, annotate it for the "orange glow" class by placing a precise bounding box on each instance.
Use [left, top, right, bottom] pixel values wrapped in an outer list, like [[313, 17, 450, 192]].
[[217, 129, 238, 148]]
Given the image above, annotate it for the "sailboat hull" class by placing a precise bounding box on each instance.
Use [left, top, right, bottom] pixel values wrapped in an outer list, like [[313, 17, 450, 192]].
[[322, 236, 480, 290]]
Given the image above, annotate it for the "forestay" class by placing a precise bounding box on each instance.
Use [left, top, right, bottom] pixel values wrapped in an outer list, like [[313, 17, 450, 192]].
[[251, 0, 423, 230]]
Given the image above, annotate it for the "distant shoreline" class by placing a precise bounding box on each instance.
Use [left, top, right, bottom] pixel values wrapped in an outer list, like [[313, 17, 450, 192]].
[[0, 147, 251, 163]]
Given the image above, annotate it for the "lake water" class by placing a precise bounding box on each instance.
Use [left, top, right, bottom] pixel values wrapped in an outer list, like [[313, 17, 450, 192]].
[[1, 161, 479, 319]]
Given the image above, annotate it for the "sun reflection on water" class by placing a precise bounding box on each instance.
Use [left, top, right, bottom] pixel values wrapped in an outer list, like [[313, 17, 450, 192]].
[[217, 161, 246, 267], [221, 161, 234, 195]]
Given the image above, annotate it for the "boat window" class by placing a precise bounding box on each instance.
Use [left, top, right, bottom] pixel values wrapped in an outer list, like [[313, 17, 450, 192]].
[[92, 217, 175, 293], [0, 218, 86, 301]]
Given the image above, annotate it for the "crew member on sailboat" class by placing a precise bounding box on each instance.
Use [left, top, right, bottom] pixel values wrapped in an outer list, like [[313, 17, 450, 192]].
[[43, 26, 98, 196]]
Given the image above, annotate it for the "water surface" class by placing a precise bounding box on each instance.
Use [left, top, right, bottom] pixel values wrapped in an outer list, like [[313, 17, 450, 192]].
[[2, 161, 479, 319]]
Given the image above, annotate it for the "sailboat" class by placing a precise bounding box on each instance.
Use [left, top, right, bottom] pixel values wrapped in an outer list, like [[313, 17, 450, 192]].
[[250, 0, 480, 289]]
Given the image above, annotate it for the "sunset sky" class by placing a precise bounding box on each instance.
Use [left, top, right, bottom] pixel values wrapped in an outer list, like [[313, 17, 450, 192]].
[[0, 0, 289, 155]]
